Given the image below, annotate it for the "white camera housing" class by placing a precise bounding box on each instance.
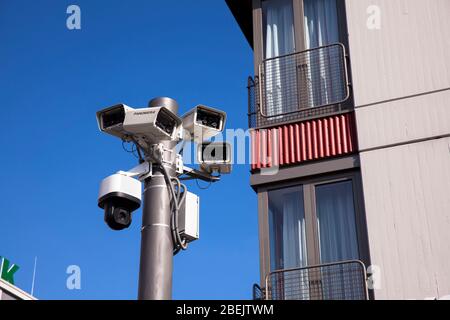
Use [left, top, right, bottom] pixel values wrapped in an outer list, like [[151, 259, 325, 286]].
[[98, 173, 142, 230], [198, 142, 232, 174], [96, 104, 182, 146], [182, 105, 226, 142]]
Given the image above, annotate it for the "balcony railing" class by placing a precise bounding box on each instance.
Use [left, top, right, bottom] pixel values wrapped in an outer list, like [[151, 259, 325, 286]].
[[248, 43, 351, 129], [261, 260, 368, 300], [252, 283, 265, 301]]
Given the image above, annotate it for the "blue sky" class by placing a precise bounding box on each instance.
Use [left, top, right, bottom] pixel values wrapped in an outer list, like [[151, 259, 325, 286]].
[[0, 0, 258, 299]]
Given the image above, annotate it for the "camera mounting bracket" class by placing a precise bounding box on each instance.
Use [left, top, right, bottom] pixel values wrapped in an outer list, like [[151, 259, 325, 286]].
[[116, 161, 153, 181], [179, 165, 220, 183]]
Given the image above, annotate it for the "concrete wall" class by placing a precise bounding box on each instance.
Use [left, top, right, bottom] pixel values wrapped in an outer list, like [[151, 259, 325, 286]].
[[345, 0, 450, 299]]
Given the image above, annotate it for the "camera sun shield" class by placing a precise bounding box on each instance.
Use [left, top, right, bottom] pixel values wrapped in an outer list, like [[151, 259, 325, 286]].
[[182, 105, 226, 142], [197, 142, 232, 174]]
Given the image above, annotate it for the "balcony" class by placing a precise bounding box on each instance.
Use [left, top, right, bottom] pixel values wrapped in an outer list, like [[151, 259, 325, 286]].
[[253, 260, 369, 301], [248, 43, 352, 129]]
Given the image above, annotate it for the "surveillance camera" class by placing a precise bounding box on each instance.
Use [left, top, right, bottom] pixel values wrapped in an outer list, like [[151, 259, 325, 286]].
[[182, 105, 226, 142], [98, 173, 142, 231], [96, 104, 182, 146], [96, 104, 134, 140], [198, 142, 232, 174]]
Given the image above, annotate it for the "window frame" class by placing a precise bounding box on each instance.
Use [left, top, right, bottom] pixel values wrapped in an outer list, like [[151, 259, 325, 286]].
[[253, 0, 349, 68], [256, 170, 370, 285], [252, 0, 301, 73], [267, 184, 307, 271], [251, 0, 354, 128]]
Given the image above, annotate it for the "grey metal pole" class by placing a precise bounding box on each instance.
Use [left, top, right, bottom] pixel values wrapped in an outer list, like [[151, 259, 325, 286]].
[[138, 97, 179, 300]]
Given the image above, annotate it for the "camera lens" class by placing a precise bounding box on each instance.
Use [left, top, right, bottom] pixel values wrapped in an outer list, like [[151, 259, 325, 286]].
[[196, 108, 221, 129], [102, 106, 125, 129], [99, 193, 141, 231], [118, 211, 126, 221], [114, 208, 131, 226], [156, 108, 176, 135], [103, 203, 132, 231]]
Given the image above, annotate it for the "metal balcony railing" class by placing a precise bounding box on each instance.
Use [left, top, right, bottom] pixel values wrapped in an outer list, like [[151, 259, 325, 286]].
[[252, 283, 265, 301], [264, 260, 368, 301], [248, 43, 351, 129]]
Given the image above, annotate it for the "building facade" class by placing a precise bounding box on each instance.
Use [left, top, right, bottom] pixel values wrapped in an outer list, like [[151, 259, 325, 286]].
[[226, 0, 450, 300], [0, 279, 35, 300]]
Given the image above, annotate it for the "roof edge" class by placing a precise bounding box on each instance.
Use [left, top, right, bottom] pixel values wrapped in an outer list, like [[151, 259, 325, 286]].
[[0, 279, 36, 300], [225, 0, 254, 48]]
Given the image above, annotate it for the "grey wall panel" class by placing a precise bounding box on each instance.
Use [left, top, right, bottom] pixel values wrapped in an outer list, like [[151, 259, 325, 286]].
[[360, 137, 450, 299], [346, 0, 450, 299], [346, 0, 450, 150], [345, 0, 450, 107], [355, 89, 450, 150]]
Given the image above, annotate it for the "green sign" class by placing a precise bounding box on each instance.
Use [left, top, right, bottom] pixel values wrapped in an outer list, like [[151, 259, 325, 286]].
[[0, 256, 20, 285]]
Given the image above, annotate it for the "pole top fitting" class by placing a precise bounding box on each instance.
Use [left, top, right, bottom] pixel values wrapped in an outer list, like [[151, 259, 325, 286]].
[[148, 97, 179, 115]]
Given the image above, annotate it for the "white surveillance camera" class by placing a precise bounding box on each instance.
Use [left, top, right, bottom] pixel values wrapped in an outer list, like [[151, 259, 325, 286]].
[[96, 104, 134, 140], [98, 173, 142, 231], [182, 105, 226, 142], [96, 104, 182, 146], [197, 142, 232, 174]]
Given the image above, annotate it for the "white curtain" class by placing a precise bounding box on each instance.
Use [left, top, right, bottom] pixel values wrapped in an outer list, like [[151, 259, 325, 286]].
[[316, 181, 359, 263], [263, 0, 296, 117], [269, 189, 307, 271], [303, 0, 341, 107], [304, 0, 339, 49], [282, 192, 307, 270], [282, 192, 308, 300], [268, 186, 308, 300], [316, 181, 359, 299]]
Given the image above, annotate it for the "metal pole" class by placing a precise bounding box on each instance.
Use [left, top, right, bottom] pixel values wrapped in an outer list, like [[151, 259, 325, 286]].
[[138, 97, 179, 300]]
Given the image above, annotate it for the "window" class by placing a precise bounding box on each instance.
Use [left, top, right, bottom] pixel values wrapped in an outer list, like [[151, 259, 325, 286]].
[[302, 0, 343, 107], [262, 0, 297, 117], [268, 185, 307, 271], [259, 0, 347, 118], [303, 0, 340, 49], [263, 174, 365, 272], [316, 181, 359, 263], [262, 0, 296, 59]]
